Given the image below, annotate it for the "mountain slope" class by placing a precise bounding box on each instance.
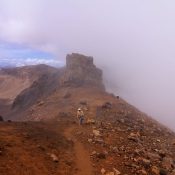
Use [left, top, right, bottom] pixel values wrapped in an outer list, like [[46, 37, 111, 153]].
[[0, 64, 58, 101], [0, 64, 59, 117], [0, 53, 175, 175]]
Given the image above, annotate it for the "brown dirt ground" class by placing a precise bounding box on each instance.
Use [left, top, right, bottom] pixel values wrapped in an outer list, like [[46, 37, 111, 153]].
[[0, 121, 76, 175]]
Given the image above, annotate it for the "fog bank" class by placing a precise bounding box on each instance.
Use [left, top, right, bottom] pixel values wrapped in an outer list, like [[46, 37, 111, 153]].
[[1, 0, 175, 129]]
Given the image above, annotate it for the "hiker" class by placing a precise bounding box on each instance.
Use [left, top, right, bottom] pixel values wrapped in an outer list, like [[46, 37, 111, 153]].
[[0, 115, 3, 122], [76, 108, 84, 125]]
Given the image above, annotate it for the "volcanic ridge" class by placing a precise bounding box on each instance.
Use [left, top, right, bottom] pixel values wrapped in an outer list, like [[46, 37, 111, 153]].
[[0, 53, 175, 175]]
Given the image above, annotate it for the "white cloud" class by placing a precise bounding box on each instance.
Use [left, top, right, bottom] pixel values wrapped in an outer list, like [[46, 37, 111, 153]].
[[0, 58, 62, 67], [1, 0, 175, 129]]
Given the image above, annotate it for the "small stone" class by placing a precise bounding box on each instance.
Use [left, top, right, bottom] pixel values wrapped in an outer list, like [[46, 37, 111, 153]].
[[147, 152, 160, 160], [119, 119, 125, 123], [158, 150, 166, 158], [131, 163, 140, 169], [88, 139, 93, 143], [113, 168, 121, 175], [64, 160, 72, 166], [95, 138, 104, 144], [151, 166, 159, 175], [97, 153, 106, 159], [37, 145, 45, 151], [127, 132, 140, 142], [104, 150, 108, 155], [162, 157, 174, 170], [86, 119, 95, 124], [101, 168, 106, 174], [38, 101, 44, 106], [90, 151, 97, 156], [50, 153, 59, 162], [76, 131, 83, 135], [139, 158, 151, 168], [93, 129, 101, 137], [111, 146, 118, 153]]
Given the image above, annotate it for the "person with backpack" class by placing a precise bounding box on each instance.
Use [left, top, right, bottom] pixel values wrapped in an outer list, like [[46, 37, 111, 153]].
[[76, 108, 84, 125]]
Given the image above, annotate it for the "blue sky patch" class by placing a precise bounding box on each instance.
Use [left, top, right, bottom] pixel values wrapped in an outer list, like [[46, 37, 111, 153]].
[[0, 41, 62, 67]]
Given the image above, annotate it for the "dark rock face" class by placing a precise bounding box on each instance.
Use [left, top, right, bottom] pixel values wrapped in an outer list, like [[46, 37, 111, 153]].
[[61, 53, 105, 89], [12, 71, 61, 110]]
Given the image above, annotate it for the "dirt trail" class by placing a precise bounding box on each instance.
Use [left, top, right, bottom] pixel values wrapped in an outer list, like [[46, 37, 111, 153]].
[[64, 126, 93, 175]]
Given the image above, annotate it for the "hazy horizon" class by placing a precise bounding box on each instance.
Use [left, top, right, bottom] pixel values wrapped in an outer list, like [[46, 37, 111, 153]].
[[1, 0, 175, 130]]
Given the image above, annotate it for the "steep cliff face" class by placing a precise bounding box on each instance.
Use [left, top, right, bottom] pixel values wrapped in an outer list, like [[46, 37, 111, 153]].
[[60, 53, 105, 89], [12, 71, 61, 110]]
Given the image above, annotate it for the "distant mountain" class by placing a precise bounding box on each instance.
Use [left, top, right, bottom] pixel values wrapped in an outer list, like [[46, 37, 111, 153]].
[[0, 64, 59, 116]]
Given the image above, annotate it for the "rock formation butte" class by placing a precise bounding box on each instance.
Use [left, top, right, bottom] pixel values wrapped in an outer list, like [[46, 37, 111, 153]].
[[61, 53, 104, 89]]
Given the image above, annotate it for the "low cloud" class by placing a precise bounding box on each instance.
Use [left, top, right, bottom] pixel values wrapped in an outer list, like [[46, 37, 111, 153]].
[[0, 58, 62, 68], [1, 0, 175, 129]]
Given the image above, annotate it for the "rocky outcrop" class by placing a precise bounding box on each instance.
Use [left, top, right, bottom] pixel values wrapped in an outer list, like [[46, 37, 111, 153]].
[[60, 53, 105, 89]]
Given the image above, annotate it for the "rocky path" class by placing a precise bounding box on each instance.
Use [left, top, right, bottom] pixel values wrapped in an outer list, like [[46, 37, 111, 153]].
[[64, 126, 93, 175]]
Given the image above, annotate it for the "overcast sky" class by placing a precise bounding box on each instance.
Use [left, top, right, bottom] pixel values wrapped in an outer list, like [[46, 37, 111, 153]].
[[1, 0, 175, 129]]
